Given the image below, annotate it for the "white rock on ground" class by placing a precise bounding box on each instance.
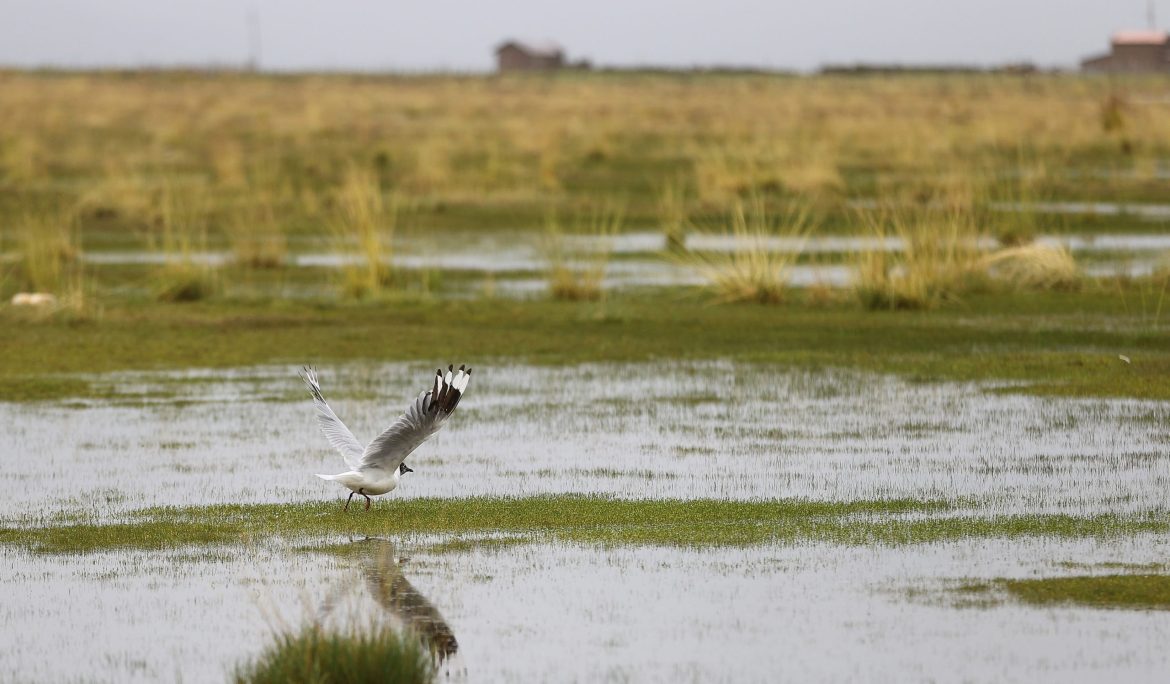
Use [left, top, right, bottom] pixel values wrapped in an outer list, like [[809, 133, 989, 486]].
[[11, 292, 57, 306]]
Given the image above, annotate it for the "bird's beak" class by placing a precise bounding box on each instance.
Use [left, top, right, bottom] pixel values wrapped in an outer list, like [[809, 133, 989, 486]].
[[403, 465, 414, 474]]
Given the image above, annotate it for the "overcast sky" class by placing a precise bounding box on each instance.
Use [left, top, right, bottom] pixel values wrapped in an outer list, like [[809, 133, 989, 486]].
[[0, 1, 1162, 72]]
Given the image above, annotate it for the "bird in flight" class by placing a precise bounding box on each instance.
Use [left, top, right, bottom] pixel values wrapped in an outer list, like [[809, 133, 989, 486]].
[[301, 364, 472, 510]]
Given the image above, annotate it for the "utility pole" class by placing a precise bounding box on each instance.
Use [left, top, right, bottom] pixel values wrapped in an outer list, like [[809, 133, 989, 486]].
[[247, 8, 262, 71]]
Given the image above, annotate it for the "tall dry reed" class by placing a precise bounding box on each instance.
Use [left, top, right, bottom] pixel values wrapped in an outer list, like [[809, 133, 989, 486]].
[[679, 198, 815, 304]]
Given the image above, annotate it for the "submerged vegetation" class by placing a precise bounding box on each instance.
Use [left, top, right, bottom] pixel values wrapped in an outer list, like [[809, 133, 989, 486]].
[[961, 574, 1170, 611], [1, 496, 1165, 554]]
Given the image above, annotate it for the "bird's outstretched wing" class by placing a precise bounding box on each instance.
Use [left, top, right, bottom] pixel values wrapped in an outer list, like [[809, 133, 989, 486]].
[[300, 366, 365, 469], [359, 365, 472, 472]]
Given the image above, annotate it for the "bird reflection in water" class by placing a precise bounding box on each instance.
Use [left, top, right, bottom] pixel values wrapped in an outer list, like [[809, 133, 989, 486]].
[[334, 538, 460, 662]]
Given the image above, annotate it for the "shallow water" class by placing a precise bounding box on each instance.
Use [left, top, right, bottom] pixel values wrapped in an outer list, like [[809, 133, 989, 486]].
[[4, 535, 1170, 683], [74, 230, 1170, 268], [3, 362, 1170, 681], [70, 227, 1170, 301], [2, 362, 1168, 520]]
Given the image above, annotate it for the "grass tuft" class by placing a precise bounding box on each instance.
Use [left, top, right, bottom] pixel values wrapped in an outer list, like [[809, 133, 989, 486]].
[[853, 201, 986, 310], [980, 244, 1079, 291], [544, 205, 622, 302], [331, 166, 398, 300], [150, 183, 218, 302], [657, 179, 691, 253], [229, 194, 287, 270], [681, 198, 814, 304], [13, 210, 81, 293], [5, 209, 92, 315], [233, 622, 433, 684]]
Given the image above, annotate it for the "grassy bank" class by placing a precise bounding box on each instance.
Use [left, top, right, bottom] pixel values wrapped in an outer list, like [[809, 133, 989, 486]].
[[1, 289, 1167, 401]]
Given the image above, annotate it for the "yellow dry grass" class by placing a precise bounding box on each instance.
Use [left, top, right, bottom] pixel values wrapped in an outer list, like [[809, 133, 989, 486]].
[[4, 209, 92, 315], [544, 205, 623, 302], [228, 193, 287, 270], [853, 198, 987, 310], [330, 166, 398, 299], [3, 71, 1169, 212], [681, 198, 815, 304], [980, 244, 1079, 291], [151, 182, 218, 302]]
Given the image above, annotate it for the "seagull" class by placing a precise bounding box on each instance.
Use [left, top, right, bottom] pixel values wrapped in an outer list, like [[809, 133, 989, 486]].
[[301, 364, 472, 511]]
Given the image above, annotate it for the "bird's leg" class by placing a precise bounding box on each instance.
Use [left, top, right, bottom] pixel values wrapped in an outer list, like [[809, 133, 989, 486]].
[[363, 494, 372, 511], [345, 491, 355, 511]]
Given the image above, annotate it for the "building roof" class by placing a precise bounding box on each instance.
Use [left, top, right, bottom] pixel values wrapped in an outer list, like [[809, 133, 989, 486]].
[[1111, 30, 1170, 45], [495, 40, 564, 58]]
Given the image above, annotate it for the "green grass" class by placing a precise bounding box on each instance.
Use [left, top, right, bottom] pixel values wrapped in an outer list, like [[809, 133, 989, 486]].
[[1, 289, 1169, 402], [233, 622, 434, 684], [1, 496, 1165, 554], [966, 574, 1170, 611]]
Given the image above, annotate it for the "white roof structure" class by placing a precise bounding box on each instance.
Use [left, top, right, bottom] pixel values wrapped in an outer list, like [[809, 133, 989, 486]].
[[1111, 30, 1169, 45]]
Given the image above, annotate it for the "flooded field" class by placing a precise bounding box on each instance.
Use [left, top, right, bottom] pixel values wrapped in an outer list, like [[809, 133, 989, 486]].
[[4, 535, 1170, 682], [3, 362, 1168, 518], [2, 362, 1169, 680], [6, 67, 1170, 683], [51, 223, 1170, 300]]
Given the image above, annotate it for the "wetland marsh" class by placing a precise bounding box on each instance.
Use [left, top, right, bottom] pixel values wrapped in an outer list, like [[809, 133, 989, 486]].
[[2, 70, 1170, 681]]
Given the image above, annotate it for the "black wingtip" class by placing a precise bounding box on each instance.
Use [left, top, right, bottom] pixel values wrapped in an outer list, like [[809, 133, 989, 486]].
[[448, 364, 454, 373]]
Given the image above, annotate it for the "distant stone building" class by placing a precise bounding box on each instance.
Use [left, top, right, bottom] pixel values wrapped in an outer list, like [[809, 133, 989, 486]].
[[495, 40, 566, 72], [1082, 30, 1170, 72]]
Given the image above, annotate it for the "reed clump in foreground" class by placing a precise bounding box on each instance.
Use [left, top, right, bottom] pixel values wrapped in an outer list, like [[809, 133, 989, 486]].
[[681, 198, 815, 304], [233, 622, 433, 684]]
